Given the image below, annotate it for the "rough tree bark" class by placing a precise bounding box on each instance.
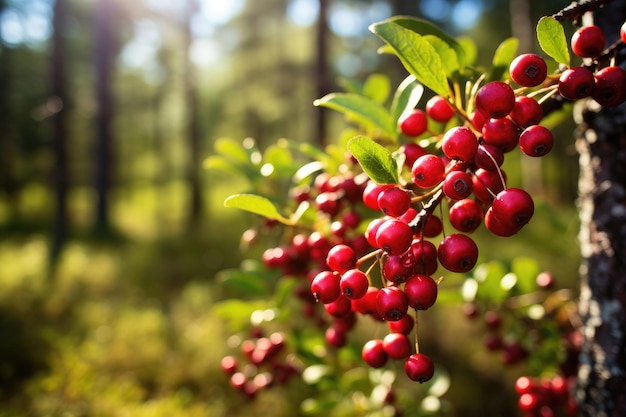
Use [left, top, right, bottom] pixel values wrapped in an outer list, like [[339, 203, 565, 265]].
[[575, 1, 626, 415]]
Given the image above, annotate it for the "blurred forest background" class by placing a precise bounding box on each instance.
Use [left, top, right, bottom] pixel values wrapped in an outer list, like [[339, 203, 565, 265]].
[[0, 0, 583, 416]]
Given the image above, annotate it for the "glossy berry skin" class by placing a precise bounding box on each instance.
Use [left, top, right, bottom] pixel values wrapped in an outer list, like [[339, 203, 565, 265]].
[[449, 198, 484, 233], [426, 95, 455, 123], [510, 53, 548, 87], [472, 168, 506, 203], [324, 294, 352, 318], [377, 187, 411, 217], [325, 326, 347, 348], [383, 255, 412, 284], [491, 188, 534, 229], [592, 66, 626, 107], [376, 219, 414, 256], [509, 96, 543, 128], [365, 217, 386, 248], [474, 144, 504, 171], [399, 109, 428, 137], [376, 286, 409, 321], [437, 233, 479, 273], [519, 125, 553, 157], [404, 273, 438, 310], [383, 333, 412, 360], [387, 314, 415, 334], [558, 67, 595, 101], [571, 25, 606, 58], [485, 206, 521, 237], [340, 269, 369, 300], [443, 170, 473, 200], [442, 126, 478, 162], [311, 270, 340, 304], [362, 339, 388, 368], [410, 239, 439, 276], [362, 182, 394, 211], [404, 353, 435, 383], [326, 244, 356, 273], [475, 81, 516, 119], [482, 117, 520, 153], [412, 154, 445, 188]]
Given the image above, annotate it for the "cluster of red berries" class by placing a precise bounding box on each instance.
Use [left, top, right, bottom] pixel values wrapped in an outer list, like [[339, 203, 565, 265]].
[[220, 330, 300, 400], [515, 375, 577, 417]]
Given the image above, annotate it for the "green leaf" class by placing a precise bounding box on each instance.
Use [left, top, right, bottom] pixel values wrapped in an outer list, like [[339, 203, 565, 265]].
[[383, 16, 466, 70], [474, 260, 508, 302], [314, 93, 396, 140], [217, 269, 270, 296], [390, 75, 424, 127], [369, 20, 450, 97], [424, 35, 459, 76], [490, 37, 519, 80], [262, 143, 298, 178], [213, 137, 250, 163], [363, 73, 391, 104], [457, 36, 478, 66], [511, 257, 541, 294], [224, 194, 293, 224], [537, 16, 570, 66], [211, 299, 268, 332], [347, 136, 398, 185]]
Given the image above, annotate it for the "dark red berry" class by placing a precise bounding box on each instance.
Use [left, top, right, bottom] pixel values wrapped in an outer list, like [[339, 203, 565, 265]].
[[376, 286, 409, 321], [326, 244, 356, 274], [410, 239, 439, 275], [324, 294, 352, 318], [325, 325, 347, 348], [401, 142, 428, 168], [558, 67, 595, 100], [442, 126, 479, 162], [311, 270, 340, 304], [399, 109, 428, 137], [404, 274, 438, 310], [376, 219, 414, 256], [426, 95, 455, 123], [412, 154, 445, 188], [482, 117, 520, 153], [592, 66, 626, 107], [449, 198, 484, 233], [474, 144, 504, 171], [383, 333, 412, 359], [437, 233, 479, 273], [340, 269, 369, 300], [571, 25, 606, 58], [362, 339, 388, 368], [519, 125, 553, 157], [352, 286, 380, 316], [510, 53, 548, 87], [472, 168, 507, 203], [485, 206, 521, 237], [377, 187, 411, 217], [443, 170, 473, 200], [509, 96, 543, 128], [404, 353, 435, 383], [387, 314, 415, 334], [475, 81, 516, 119], [491, 187, 534, 229], [383, 255, 412, 284]]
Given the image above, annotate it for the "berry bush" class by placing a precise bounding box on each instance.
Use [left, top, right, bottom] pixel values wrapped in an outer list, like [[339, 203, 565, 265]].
[[208, 6, 626, 417]]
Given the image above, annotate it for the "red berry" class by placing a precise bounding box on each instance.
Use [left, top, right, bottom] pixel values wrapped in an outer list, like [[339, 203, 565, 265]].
[[592, 66, 626, 107], [472, 168, 507, 203], [449, 198, 484, 233], [474, 144, 504, 171], [376, 286, 409, 321], [399, 109, 428, 137], [510, 53, 548, 87], [365, 217, 386, 248], [376, 219, 414, 256], [383, 333, 412, 359], [422, 214, 443, 238], [558, 67, 595, 100], [491, 187, 534, 229], [412, 154, 445, 188], [621, 21, 626, 43], [221, 355, 238, 374], [401, 142, 428, 168], [437, 233, 479, 273], [443, 170, 473, 200], [475, 81, 516, 119], [325, 325, 347, 348], [352, 286, 380, 315], [377, 187, 411, 217], [485, 206, 521, 237], [518, 392, 540, 412], [326, 244, 357, 273], [409, 239, 439, 276], [442, 126, 479, 162], [519, 125, 553, 157], [387, 314, 415, 334], [536, 271, 555, 289], [404, 353, 435, 383], [383, 255, 412, 284], [571, 25, 606, 58], [311, 270, 340, 304], [509, 96, 543, 128], [404, 274, 438, 310], [426, 95, 455, 123], [340, 269, 369, 300], [362, 181, 394, 211], [482, 117, 520, 153], [515, 376, 535, 395], [362, 339, 388, 368], [324, 294, 352, 318]]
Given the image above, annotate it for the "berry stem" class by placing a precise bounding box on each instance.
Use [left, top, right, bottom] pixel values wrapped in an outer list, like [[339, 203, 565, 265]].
[[356, 248, 382, 268], [414, 309, 420, 354]]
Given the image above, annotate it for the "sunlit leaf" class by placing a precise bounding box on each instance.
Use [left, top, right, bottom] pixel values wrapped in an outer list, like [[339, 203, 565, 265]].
[[390, 75, 424, 126], [537, 16, 570, 66], [511, 256, 541, 294], [224, 194, 292, 224], [490, 37, 519, 80], [457, 36, 478, 66], [216, 269, 270, 296], [363, 73, 391, 104], [213, 137, 249, 163], [474, 260, 508, 301], [314, 93, 396, 140], [212, 299, 268, 332], [424, 35, 459, 76], [369, 20, 450, 97], [347, 136, 398, 185]]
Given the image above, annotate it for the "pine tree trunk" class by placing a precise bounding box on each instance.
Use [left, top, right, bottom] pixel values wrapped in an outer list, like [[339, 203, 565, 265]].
[[575, 1, 626, 415]]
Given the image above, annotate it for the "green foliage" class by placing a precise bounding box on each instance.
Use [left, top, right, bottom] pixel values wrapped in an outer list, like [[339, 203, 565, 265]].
[[537, 16, 571, 67], [347, 136, 399, 185]]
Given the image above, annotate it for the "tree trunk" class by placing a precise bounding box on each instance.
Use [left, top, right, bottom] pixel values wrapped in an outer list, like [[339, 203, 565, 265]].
[[184, 0, 202, 229], [50, 0, 69, 263], [575, 1, 626, 415], [94, 0, 114, 232]]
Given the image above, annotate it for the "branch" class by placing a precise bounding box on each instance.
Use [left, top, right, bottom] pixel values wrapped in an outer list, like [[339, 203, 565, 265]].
[[552, 0, 617, 23]]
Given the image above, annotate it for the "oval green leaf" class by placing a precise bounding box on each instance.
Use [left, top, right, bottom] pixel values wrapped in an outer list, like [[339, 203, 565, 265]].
[[224, 194, 292, 224], [314, 93, 396, 140], [347, 136, 398, 185], [390, 75, 424, 127], [363, 73, 391, 104], [537, 16, 570, 66], [490, 37, 519, 81], [369, 21, 450, 97]]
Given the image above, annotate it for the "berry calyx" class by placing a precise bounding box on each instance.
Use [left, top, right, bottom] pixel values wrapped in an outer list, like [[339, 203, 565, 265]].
[[404, 353, 435, 383], [443, 170, 473, 200], [509, 53, 548, 87]]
